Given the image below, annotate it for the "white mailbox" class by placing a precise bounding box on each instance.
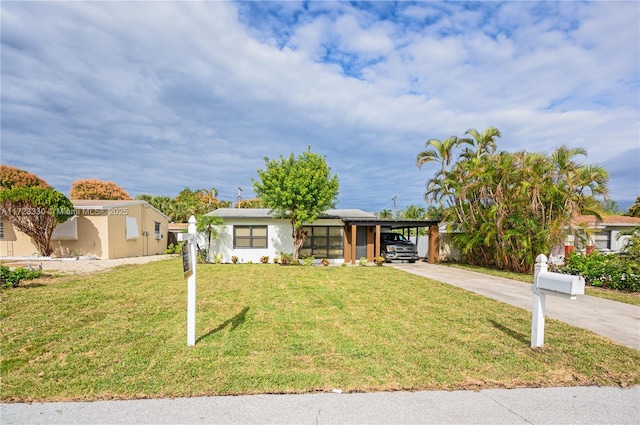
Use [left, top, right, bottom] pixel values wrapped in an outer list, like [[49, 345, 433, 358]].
[[531, 254, 585, 348], [536, 271, 585, 300]]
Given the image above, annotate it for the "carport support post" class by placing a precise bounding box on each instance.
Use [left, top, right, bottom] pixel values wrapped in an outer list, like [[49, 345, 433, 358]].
[[531, 254, 548, 348], [428, 225, 439, 264], [187, 215, 197, 346]]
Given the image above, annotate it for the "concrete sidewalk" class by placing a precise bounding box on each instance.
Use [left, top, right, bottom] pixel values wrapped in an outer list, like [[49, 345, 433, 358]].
[[2, 386, 639, 424], [390, 262, 640, 350]]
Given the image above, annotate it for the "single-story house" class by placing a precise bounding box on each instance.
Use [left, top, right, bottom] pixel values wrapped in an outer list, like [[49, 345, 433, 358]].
[[562, 214, 640, 256], [0, 200, 169, 259], [205, 208, 440, 264]]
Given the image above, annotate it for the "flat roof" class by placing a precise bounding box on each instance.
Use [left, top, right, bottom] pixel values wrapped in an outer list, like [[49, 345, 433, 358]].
[[343, 217, 441, 228], [208, 208, 377, 220], [207, 208, 440, 228], [70, 200, 170, 221]]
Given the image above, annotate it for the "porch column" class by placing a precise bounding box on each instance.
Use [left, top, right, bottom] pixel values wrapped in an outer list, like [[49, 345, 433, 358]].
[[428, 224, 439, 264], [375, 224, 381, 258], [351, 224, 357, 265]]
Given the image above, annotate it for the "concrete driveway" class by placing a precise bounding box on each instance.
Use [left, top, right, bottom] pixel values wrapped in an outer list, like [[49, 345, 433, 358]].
[[389, 262, 640, 350]]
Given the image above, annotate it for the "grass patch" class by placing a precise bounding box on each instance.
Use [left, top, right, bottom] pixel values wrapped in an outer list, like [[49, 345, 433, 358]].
[[444, 262, 640, 306], [2, 260, 639, 402]]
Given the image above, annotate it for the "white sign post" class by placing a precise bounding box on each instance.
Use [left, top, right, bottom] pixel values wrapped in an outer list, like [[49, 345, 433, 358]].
[[531, 254, 585, 348], [177, 215, 197, 346]]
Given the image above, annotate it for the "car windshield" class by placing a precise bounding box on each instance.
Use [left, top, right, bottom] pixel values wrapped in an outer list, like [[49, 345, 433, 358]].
[[385, 233, 407, 241]]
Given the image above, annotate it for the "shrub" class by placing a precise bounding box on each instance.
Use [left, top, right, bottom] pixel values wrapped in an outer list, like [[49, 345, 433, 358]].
[[231, 256, 239, 264], [280, 253, 292, 265], [302, 256, 315, 267], [1, 265, 43, 288], [359, 257, 367, 267], [557, 251, 640, 292], [165, 243, 181, 255], [374, 256, 385, 266], [273, 257, 280, 264], [260, 256, 270, 264]]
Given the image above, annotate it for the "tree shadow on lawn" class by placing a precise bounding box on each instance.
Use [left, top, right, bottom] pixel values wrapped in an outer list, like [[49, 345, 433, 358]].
[[488, 319, 529, 346], [197, 306, 250, 343]]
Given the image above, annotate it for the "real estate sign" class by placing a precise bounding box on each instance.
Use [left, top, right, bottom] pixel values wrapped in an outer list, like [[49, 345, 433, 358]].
[[182, 241, 193, 279]]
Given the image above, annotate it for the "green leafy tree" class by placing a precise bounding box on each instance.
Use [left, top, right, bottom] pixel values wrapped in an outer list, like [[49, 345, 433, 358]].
[[136, 194, 176, 220], [627, 196, 640, 218], [0, 187, 74, 256], [137, 189, 230, 222], [172, 187, 227, 222], [253, 148, 339, 261], [235, 198, 264, 208]]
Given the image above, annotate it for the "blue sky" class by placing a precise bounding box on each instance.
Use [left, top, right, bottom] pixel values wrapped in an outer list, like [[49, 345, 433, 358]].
[[1, 1, 638, 213]]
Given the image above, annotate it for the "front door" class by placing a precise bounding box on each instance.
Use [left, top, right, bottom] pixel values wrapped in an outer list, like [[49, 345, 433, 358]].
[[356, 227, 367, 260]]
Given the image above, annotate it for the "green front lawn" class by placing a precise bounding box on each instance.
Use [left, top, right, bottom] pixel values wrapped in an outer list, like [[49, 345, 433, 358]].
[[1, 260, 638, 402]]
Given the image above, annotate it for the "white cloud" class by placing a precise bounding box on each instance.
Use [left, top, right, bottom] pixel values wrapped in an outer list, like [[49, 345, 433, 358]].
[[1, 1, 638, 210]]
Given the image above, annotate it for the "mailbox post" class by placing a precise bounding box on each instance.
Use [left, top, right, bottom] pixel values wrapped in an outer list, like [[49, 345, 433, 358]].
[[177, 215, 197, 346], [531, 254, 585, 348]]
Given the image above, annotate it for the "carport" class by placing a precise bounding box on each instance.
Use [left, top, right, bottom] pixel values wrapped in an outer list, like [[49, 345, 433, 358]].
[[342, 218, 440, 265]]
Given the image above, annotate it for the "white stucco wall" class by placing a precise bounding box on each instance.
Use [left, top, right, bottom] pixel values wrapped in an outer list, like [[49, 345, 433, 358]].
[[209, 218, 294, 263]]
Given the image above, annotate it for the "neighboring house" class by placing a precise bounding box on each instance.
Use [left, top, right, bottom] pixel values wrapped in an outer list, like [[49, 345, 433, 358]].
[[206, 208, 440, 264], [562, 214, 640, 255], [168, 222, 189, 247], [0, 200, 169, 259]]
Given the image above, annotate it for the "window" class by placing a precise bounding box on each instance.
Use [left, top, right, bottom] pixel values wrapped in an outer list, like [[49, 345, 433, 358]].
[[154, 221, 162, 239], [594, 231, 611, 250], [300, 226, 343, 259], [126, 217, 139, 240], [51, 216, 78, 241], [234, 225, 268, 248]]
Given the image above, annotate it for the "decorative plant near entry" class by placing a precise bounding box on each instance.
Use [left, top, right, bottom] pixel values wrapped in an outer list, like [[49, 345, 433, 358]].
[[231, 256, 239, 264], [260, 256, 270, 264], [374, 256, 385, 266], [280, 252, 292, 265], [321, 258, 330, 266], [359, 257, 367, 266]]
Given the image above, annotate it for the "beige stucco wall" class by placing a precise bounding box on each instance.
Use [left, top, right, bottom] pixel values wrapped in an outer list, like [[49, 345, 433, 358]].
[[52, 214, 109, 258], [1, 202, 168, 259], [105, 203, 168, 259], [0, 221, 40, 257]]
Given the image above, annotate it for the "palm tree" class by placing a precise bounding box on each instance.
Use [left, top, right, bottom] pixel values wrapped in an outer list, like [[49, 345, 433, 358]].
[[399, 204, 426, 219], [416, 135, 460, 178], [379, 209, 392, 219], [460, 127, 501, 158], [196, 214, 224, 263]]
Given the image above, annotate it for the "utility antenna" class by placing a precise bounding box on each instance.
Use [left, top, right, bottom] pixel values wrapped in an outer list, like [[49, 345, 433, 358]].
[[392, 195, 397, 219], [236, 187, 243, 208]]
